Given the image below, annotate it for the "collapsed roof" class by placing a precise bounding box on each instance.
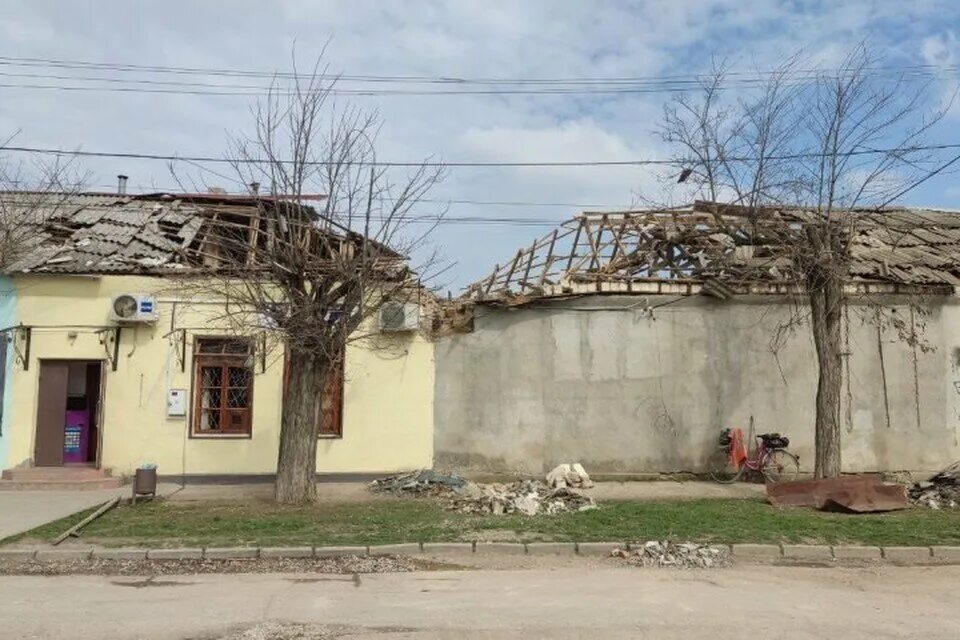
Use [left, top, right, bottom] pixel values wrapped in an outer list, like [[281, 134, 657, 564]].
[[465, 201, 960, 303], [0, 191, 397, 276]]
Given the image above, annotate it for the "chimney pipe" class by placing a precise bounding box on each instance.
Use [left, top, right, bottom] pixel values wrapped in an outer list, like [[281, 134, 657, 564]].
[[117, 174, 128, 195], [249, 182, 260, 195]]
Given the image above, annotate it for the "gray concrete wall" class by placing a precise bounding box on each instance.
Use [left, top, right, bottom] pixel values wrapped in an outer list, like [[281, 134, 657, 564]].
[[434, 295, 960, 474]]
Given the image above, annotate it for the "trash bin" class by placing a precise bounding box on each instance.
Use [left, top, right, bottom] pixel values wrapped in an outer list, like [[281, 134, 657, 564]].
[[133, 464, 157, 504]]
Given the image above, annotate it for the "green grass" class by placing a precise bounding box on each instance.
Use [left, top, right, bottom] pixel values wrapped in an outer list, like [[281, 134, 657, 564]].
[[8, 497, 960, 548]]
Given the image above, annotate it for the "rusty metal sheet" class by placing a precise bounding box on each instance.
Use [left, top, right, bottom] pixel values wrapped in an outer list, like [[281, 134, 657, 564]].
[[766, 474, 909, 513]]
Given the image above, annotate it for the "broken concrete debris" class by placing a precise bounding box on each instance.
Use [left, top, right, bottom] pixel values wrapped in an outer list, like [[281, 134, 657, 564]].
[[611, 541, 730, 569], [368, 469, 467, 495], [450, 480, 596, 516], [370, 470, 596, 516], [908, 462, 960, 510], [545, 463, 594, 489]]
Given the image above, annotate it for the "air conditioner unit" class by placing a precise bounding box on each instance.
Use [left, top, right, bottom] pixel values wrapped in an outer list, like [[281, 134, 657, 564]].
[[109, 293, 159, 323], [379, 302, 420, 332]]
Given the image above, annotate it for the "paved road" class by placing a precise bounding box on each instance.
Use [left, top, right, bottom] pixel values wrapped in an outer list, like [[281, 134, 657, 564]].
[[1, 565, 958, 639]]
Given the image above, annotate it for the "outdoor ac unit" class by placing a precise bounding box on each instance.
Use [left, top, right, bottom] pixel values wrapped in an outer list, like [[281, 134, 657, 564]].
[[379, 302, 420, 332], [109, 293, 159, 323]]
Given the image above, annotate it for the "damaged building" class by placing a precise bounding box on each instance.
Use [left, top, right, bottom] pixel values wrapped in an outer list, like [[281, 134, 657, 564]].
[[434, 202, 960, 476], [0, 191, 433, 485]]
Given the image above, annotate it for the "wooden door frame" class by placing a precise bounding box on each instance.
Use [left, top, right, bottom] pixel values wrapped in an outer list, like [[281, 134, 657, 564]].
[[35, 358, 107, 470]]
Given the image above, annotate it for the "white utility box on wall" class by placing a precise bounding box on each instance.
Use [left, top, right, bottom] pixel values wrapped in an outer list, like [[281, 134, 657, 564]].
[[167, 389, 187, 417]]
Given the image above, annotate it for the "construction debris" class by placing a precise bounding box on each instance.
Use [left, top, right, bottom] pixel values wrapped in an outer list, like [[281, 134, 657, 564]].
[[908, 462, 960, 509], [450, 480, 596, 516], [545, 463, 594, 489], [611, 541, 730, 569], [464, 203, 960, 304], [370, 471, 596, 516], [52, 496, 120, 545], [368, 469, 468, 495]]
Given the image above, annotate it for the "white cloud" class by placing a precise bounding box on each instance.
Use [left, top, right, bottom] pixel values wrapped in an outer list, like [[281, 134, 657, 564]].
[[0, 1, 958, 288], [922, 31, 958, 66]]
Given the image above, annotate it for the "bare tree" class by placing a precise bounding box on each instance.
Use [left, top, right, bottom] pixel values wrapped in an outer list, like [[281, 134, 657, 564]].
[[0, 137, 85, 268], [656, 45, 957, 477], [175, 59, 444, 503]]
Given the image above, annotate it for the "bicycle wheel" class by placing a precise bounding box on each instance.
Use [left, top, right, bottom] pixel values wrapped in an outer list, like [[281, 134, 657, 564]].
[[762, 449, 799, 484], [708, 448, 745, 484]]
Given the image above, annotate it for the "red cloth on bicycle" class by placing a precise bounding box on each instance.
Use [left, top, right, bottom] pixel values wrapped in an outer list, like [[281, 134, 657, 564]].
[[728, 427, 747, 467]]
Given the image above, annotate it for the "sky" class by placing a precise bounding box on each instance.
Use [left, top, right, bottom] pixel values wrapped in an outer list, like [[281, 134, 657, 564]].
[[1, 1, 959, 292]]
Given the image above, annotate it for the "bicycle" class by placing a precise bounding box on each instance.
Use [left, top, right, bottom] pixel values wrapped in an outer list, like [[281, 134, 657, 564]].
[[708, 426, 800, 484]]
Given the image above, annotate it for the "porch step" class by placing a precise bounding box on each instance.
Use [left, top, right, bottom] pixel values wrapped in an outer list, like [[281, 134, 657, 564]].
[[0, 467, 122, 491]]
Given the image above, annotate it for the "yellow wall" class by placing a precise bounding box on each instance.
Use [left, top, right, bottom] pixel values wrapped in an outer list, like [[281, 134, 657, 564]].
[[5, 275, 434, 477]]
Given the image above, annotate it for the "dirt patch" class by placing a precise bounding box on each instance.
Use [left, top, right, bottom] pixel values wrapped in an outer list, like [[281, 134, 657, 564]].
[[0, 555, 446, 577]]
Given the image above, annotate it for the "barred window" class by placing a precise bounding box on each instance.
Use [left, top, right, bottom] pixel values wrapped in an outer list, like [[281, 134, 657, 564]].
[[317, 358, 344, 438], [193, 338, 254, 436]]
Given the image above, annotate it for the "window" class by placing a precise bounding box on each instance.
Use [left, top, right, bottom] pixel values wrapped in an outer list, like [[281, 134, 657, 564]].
[[193, 338, 254, 436], [317, 357, 344, 438]]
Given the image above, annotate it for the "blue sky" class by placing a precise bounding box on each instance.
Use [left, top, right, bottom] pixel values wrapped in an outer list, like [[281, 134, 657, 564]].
[[1, 1, 959, 291]]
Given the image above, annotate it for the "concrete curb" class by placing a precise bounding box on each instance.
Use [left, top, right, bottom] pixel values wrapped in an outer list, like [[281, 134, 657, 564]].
[[2, 543, 958, 566], [92, 548, 148, 561], [782, 544, 833, 560], [204, 547, 259, 560], [146, 548, 203, 561], [260, 546, 313, 559], [882, 546, 933, 563]]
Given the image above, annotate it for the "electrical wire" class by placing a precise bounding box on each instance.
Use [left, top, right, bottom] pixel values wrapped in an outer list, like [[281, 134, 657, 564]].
[[5, 142, 960, 168], [0, 54, 955, 86]]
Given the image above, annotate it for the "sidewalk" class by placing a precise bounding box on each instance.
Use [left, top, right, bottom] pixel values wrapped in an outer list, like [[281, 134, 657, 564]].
[[0, 483, 180, 542]]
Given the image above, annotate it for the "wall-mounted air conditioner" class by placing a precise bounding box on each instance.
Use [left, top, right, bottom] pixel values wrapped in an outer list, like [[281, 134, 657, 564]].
[[378, 302, 420, 332], [109, 293, 159, 323]]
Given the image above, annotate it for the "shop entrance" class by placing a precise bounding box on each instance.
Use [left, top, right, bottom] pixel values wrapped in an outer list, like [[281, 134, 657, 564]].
[[34, 360, 103, 467]]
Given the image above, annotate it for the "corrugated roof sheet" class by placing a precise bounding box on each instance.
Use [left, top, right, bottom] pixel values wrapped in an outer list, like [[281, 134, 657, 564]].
[[1, 192, 222, 275]]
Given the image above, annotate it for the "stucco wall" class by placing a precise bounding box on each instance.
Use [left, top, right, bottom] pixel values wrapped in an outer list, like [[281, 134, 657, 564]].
[[3, 275, 433, 477], [434, 295, 960, 474]]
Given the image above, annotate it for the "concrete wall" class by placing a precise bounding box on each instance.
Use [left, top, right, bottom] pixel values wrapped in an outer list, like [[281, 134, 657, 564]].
[[434, 295, 960, 475], [4, 275, 434, 477]]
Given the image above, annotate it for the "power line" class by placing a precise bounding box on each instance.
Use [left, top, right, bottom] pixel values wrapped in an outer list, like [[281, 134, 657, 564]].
[[0, 145, 679, 167], [0, 55, 954, 97], [0, 54, 955, 85], [4, 142, 960, 169], [88, 183, 628, 209]]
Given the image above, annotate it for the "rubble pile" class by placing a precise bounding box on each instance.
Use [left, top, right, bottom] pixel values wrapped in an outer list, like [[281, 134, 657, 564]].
[[908, 462, 960, 509], [450, 480, 596, 516], [612, 541, 730, 569], [370, 469, 596, 516], [545, 463, 594, 489], [369, 469, 468, 495]]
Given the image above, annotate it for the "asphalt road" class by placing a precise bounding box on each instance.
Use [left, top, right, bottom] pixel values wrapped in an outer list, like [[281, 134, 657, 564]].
[[2, 565, 957, 639]]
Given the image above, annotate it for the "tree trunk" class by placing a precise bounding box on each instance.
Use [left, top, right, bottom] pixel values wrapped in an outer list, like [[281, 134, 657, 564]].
[[808, 267, 843, 479], [275, 349, 326, 504]]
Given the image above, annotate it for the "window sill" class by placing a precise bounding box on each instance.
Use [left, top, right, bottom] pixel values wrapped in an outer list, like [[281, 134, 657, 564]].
[[317, 434, 342, 440], [190, 433, 253, 440]]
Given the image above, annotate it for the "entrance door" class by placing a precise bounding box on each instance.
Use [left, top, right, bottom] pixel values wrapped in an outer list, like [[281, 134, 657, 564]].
[[35, 361, 70, 466]]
